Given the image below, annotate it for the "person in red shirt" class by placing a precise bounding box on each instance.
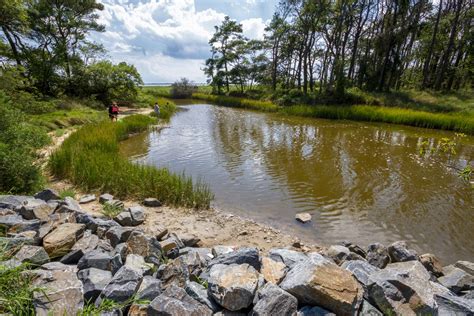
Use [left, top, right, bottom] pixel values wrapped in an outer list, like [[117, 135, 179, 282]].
[[108, 101, 119, 121]]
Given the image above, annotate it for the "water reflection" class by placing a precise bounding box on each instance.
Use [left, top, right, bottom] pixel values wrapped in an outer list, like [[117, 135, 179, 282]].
[[121, 104, 474, 263]]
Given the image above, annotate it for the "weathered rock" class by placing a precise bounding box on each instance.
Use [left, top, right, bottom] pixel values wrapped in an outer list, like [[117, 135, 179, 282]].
[[7, 218, 41, 234], [43, 223, 85, 258], [455, 260, 474, 275], [99, 193, 114, 204], [181, 247, 214, 263], [341, 260, 380, 290], [295, 212, 311, 223], [0, 236, 36, 252], [0, 213, 24, 228], [325, 245, 364, 265], [208, 263, 260, 311], [77, 249, 114, 271], [179, 233, 200, 247], [128, 206, 145, 226], [158, 257, 190, 289], [72, 229, 99, 253], [160, 238, 178, 254], [78, 268, 113, 301], [34, 189, 61, 202], [60, 249, 84, 264], [113, 211, 133, 226], [148, 285, 212, 315], [297, 306, 335, 316], [79, 194, 96, 204], [58, 196, 82, 213], [105, 226, 134, 248], [367, 260, 442, 315], [19, 199, 52, 221], [439, 265, 474, 294], [387, 241, 418, 262], [98, 265, 143, 303], [366, 243, 390, 269], [154, 224, 168, 240], [359, 300, 383, 316], [419, 253, 444, 277], [14, 245, 49, 265], [261, 256, 287, 284], [125, 254, 153, 275], [208, 247, 260, 271], [279, 257, 363, 316], [269, 248, 308, 269], [128, 304, 148, 315], [251, 282, 297, 316], [185, 281, 221, 312], [341, 241, 366, 258], [435, 293, 474, 315], [143, 198, 161, 207], [111, 253, 123, 275], [0, 195, 33, 209], [212, 245, 235, 257], [76, 213, 120, 234], [32, 264, 83, 316], [137, 275, 162, 300], [125, 231, 162, 265]]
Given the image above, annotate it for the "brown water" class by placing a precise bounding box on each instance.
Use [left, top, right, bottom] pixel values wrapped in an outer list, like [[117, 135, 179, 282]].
[[121, 104, 474, 263]]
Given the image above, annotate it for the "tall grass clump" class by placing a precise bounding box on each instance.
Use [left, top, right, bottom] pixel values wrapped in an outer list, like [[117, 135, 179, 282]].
[[193, 93, 279, 112], [49, 114, 213, 209]]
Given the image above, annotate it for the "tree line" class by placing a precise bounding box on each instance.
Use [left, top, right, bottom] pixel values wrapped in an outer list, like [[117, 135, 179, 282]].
[[0, 0, 142, 105], [204, 0, 472, 97]]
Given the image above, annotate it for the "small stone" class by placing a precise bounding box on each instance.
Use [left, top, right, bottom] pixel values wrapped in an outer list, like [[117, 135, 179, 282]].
[[160, 238, 178, 254], [19, 200, 53, 221], [99, 193, 114, 204], [439, 265, 474, 294], [325, 245, 364, 265], [137, 275, 162, 300], [208, 247, 260, 271], [261, 256, 287, 284], [251, 282, 298, 316], [341, 241, 366, 258], [105, 226, 134, 248], [154, 225, 168, 240], [295, 212, 311, 223], [78, 268, 113, 301], [419, 253, 443, 277], [269, 248, 308, 269], [60, 249, 84, 264], [366, 243, 390, 269], [77, 250, 113, 271], [34, 189, 61, 202], [212, 245, 235, 257], [238, 230, 248, 236], [43, 223, 85, 258], [129, 206, 145, 226], [454, 260, 474, 275], [143, 198, 161, 207], [98, 265, 143, 304], [79, 194, 96, 204], [72, 230, 99, 253], [14, 245, 49, 265], [179, 233, 200, 247], [113, 211, 133, 226], [297, 306, 335, 315], [387, 241, 418, 262], [148, 285, 212, 315]]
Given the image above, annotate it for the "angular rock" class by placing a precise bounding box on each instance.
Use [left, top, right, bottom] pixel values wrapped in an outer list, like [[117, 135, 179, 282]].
[[359, 300, 383, 316], [297, 306, 335, 316], [113, 211, 133, 226], [77, 249, 114, 271], [0, 195, 32, 210], [129, 206, 145, 226], [269, 248, 308, 269], [341, 260, 380, 289], [367, 260, 442, 315], [455, 260, 474, 275], [19, 199, 52, 221], [128, 304, 148, 315], [0, 213, 24, 228], [125, 231, 162, 265], [160, 238, 178, 254], [181, 247, 214, 263], [78, 268, 112, 301], [111, 253, 123, 275], [341, 241, 366, 258], [13, 245, 49, 265], [366, 243, 390, 269], [439, 265, 474, 294], [419, 253, 444, 277], [137, 275, 162, 300], [208, 263, 260, 311], [325, 245, 364, 265], [60, 249, 84, 264], [212, 245, 235, 257], [34, 189, 61, 202], [33, 265, 83, 316], [158, 256, 190, 289], [72, 230, 99, 253], [251, 282, 297, 316], [79, 194, 96, 204], [185, 281, 220, 312], [99, 193, 114, 204], [154, 224, 168, 240], [148, 285, 212, 315], [261, 256, 287, 284], [208, 247, 260, 271], [58, 197, 82, 213], [105, 226, 134, 248], [125, 254, 153, 276], [387, 241, 418, 262], [295, 212, 311, 223], [43, 223, 85, 258], [7, 218, 41, 234], [435, 293, 474, 315], [143, 198, 161, 207], [98, 265, 143, 303], [179, 233, 200, 247], [280, 257, 363, 316]]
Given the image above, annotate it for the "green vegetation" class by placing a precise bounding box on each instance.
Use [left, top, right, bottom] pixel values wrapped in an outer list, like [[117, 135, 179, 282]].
[[170, 78, 198, 99], [59, 188, 76, 199], [101, 203, 123, 219], [49, 115, 213, 209], [79, 296, 149, 316]]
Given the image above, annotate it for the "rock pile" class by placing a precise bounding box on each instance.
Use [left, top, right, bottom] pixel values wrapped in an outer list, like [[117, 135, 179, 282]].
[[1, 190, 473, 315]]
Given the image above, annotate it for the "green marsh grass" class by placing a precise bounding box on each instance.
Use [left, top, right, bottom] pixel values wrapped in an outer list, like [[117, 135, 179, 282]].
[[49, 115, 213, 209], [192, 93, 474, 134]]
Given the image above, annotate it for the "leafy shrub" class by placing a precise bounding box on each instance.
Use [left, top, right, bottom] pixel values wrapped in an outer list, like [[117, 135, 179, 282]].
[[170, 78, 197, 99]]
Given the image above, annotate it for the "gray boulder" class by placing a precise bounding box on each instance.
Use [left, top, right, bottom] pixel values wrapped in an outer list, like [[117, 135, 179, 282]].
[[435, 293, 474, 315], [454, 260, 474, 275], [297, 306, 335, 316], [42, 223, 85, 258], [98, 265, 143, 303], [279, 256, 363, 316], [128, 206, 145, 226], [99, 193, 114, 204], [19, 199, 52, 221], [34, 189, 61, 202], [359, 300, 383, 316], [366, 243, 390, 269], [212, 245, 235, 257], [268, 248, 308, 269], [77, 250, 113, 271], [113, 211, 133, 227], [439, 265, 474, 294], [79, 194, 96, 204], [148, 285, 212, 315], [105, 226, 134, 248], [208, 247, 260, 271], [341, 260, 380, 288], [124, 254, 153, 276], [14, 245, 49, 265], [78, 268, 112, 301], [60, 249, 84, 264], [72, 230, 99, 252], [325, 245, 364, 265], [251, 282, 297, 316], [208, 263, 260, 311], [125, 231, 162, 265], [143, 198, 161, 207], [179, 233, 200, 247], [387, 241, 418, 262], [185, 281, 221, 312], [137, 275, 162, 300], [0, 195, 32, 210], [341, 241, 366, 258]]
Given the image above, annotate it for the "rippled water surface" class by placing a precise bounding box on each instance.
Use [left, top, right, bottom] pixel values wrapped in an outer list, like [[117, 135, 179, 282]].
[[121, 104, 474, 263]]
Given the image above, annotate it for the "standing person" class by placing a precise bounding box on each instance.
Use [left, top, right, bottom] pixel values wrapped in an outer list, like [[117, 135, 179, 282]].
[[108, 101, 119, 121], [154, 102, 160, 116]]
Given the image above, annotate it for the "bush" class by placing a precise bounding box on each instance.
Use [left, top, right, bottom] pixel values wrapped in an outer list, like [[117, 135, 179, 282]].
[[170, 78, 197, 99]]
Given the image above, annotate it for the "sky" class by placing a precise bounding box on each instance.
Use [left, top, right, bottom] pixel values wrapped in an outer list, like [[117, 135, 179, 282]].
[[92, 0, 279, 83]]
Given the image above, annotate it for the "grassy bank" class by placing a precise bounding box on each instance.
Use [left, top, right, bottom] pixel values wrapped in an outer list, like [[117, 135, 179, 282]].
[[192, 93, 474, 134], [49, 115, 213, 209]]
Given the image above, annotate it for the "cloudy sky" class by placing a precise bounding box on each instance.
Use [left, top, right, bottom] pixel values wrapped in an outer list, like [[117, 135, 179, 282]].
[[92, 0, 278, 83]]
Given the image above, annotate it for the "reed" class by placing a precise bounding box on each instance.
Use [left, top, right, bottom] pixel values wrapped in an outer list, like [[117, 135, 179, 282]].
[[49, 115, 213, 209]]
